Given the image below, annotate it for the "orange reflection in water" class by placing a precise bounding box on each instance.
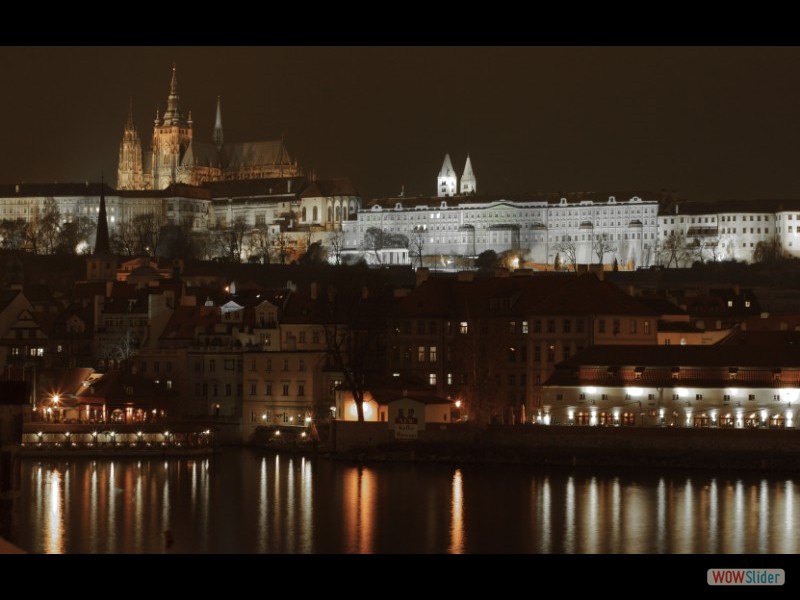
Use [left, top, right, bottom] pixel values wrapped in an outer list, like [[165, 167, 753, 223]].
[[43, 468, 64, 554], [343, 466, 375, 553], [449, 468, 464, 554]]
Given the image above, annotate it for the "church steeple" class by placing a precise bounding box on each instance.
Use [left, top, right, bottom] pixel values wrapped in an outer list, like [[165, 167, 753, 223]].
[[86, 176, 117, 282], [460, 154, 476, 195], [437, 153, 457, 197], [162, 63, 187, 127], [213, 96, 224, 148], [94, 177, 110, 256]]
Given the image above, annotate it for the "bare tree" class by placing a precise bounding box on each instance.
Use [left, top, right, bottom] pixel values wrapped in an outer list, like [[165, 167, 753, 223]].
[[657, 231, 690, 268], [249, 227, 272, 263], [322, 283, 389, 422], [328, 230, 345, 265], [592, 233, 617, 265], [26, 198, 61, 254], [410, 230, 426, 268], [449, 314, 509, 427], [56, 216, 95, 255], [362, 227, 387, 264], [554, 239, 578, 271], [230, 216, 249, 262], [0, 218, 28, 249], [273, 231, 290, 265], [96, 329, 141, 372], [112, 213, 162, 257], [753, 237, 784, 263], [362, 227, 408, 265]]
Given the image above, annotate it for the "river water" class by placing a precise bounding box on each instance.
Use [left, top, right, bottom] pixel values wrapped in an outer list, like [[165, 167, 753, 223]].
[[11, 449, 800, 553]]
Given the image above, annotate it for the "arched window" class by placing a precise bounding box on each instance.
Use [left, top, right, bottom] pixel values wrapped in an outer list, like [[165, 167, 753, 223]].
[[343, 206, 348, 220], [328, 206, 333, 223], [302, 207, 307, 222], [335, 206, 341, 221], [313, 206, 318, 222]]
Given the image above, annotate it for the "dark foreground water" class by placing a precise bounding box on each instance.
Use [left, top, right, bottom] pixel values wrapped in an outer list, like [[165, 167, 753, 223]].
[[11, 449, 800, 553]]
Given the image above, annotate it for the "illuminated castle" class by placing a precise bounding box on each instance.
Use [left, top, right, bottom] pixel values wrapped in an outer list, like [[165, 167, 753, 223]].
[[117, 65, 300, 190]]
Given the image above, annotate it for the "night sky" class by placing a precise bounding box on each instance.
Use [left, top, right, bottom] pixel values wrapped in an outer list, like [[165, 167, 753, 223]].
[[2, 46, 800, 202]]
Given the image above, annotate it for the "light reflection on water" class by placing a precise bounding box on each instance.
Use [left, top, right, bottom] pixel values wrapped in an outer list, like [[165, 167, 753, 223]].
[[13, 451, 800, 554]]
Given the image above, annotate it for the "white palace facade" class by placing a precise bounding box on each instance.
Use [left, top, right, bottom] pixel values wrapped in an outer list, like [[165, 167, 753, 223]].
[[344, 155, 660, 268], [4, 148, 800, 266]]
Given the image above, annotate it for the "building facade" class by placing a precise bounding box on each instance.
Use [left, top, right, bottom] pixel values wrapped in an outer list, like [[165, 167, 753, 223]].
[[543, 345, 800, 428]]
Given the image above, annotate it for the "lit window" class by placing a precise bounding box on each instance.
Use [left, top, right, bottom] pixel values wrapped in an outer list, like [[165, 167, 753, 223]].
[[429, 373, 437, 386], [429, 346, 437, 362], [459, 321, 468, 334]]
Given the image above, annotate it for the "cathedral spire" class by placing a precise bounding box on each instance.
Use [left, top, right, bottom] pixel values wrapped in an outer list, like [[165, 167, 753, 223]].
[[213, 96, 224, 148], [125, 97, 134, 130], [163, 63, 185, 126], [170, 62, 178, 95], [460, 154, 476, 195], [94, 176, 110, 256], [437, 153, 457, 197]]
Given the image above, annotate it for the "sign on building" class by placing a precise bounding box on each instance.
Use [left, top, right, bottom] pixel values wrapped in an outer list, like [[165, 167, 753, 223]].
[[394, 408, 419, 440]]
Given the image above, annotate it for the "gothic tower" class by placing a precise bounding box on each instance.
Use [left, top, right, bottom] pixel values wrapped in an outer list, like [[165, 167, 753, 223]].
[[117, 99, 145, 190], [151, 65, 193, 190], [460, 154, 476, 195], [437, 153, 457, 197], [213, 96, 224, 149], [86, 179, 117, 282]]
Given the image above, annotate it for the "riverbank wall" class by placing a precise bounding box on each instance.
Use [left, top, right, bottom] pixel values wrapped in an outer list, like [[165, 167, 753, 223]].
[[331, 422, 800, 471]]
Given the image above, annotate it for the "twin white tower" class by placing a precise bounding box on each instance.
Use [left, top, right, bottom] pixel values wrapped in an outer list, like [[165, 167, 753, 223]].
[[437, 154, 476, 197]]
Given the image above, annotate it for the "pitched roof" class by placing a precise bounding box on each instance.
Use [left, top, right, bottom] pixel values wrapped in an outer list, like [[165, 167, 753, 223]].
[[367, 191, 661, 210], [160, 305, 219, 341], [203, 176, 305, 199], [300, 178, 359, 198], [557, 344, 800, 369], [661, 198, 800, 216], [222, 141, 293, 168], [392, 274, 656, 319]]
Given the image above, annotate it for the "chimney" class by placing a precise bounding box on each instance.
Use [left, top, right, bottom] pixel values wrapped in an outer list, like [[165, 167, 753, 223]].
[[416, 267, 430, 287]]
